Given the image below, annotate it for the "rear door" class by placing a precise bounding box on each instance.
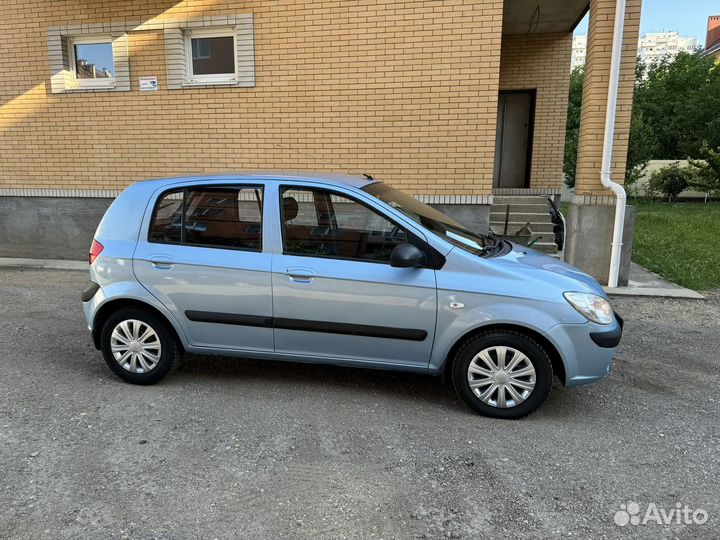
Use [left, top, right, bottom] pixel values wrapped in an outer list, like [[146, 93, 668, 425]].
[[134, 184, 274, 352], [270, 184, 437, 370]]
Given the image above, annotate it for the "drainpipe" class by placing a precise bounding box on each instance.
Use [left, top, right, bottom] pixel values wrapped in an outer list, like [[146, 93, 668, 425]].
[[600, 0, 628, 288]]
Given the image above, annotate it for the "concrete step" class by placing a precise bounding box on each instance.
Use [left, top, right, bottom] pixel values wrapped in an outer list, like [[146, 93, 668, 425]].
[[496, 239, 557, 254], [531, 243, 559, 254], [488, 224, 558, 252], [490, 203, 550, 214], [489, 212, 554, 224], [489, 227, 556, 241], [489, 195, 559, 253], [492, 196, 551, 205], [489, 221, 556, 234]]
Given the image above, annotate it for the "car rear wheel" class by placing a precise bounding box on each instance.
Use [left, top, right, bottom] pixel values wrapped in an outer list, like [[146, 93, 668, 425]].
[[451, 330, 553, 419], [100, 308, 179, 385]]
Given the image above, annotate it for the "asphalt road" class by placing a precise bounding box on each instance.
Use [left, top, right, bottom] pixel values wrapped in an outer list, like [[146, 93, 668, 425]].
[[1, 268, 719, 539]]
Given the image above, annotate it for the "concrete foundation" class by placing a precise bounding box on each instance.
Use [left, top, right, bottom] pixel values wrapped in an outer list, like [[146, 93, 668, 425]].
[[0, 198, 491, 260], [430, 204, 491, 234], [0, 197, 113, 260], [564, 203, 636, 286]]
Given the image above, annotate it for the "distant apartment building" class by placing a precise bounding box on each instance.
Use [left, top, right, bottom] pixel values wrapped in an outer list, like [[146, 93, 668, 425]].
[[571, 31, 698, 70], [704, 16, 720, 59], [638, 32, 699, 66], [571, 35, 587, 70]]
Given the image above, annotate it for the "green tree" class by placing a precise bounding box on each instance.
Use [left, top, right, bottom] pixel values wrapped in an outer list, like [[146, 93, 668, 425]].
[[624, 60, 658, 191], [632, 52, 720, 160], [564, 53, 720, 192], [689, 144, 720, 195], [563, 66, 584, 188]]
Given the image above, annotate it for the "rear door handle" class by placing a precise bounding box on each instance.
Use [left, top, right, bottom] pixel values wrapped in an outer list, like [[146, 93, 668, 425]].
[[150, 258, 174, 270], [285, 267, 315, 283]]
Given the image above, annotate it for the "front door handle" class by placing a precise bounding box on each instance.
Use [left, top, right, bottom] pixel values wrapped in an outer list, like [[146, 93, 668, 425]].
[[285, 267, 315, 283]]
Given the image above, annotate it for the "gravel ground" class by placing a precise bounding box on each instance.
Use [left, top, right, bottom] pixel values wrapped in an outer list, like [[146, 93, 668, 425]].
[[1, 268, 719, 539]]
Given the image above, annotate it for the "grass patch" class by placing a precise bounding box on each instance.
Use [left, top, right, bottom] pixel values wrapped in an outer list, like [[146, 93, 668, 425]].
[[630, 200, 720, 291], [560, 200, 720, 290]]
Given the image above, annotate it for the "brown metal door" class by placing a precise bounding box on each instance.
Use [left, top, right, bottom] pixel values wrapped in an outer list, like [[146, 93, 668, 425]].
[[493, 90, 535, 189]]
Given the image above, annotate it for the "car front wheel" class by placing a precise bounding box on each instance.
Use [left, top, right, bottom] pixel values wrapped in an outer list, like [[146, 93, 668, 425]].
[[451, 330, 553, 419], [100, 308, 179, 385]]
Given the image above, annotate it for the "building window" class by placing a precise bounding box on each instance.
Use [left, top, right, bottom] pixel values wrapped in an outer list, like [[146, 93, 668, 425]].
[[70, 36, 115, 89], [48, 26, 129, 94], [163, 14, 255, 90], [185, 29, 237, 85]]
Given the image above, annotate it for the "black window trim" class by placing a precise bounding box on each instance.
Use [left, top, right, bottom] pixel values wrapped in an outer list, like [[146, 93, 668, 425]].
[[278, 184, 442, 268], [147, 184, 265, 253]]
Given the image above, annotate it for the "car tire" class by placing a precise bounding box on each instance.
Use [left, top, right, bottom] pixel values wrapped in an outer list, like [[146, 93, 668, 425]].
[[451, 330, 553, 419], [100, 308, 179, 385]]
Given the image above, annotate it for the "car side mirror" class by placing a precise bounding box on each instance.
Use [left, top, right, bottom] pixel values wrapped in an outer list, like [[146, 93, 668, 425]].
[[390, 243, 426, 268]]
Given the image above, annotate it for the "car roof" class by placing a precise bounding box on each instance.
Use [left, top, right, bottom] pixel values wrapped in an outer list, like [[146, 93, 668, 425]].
[[132, 171, 376, 190]]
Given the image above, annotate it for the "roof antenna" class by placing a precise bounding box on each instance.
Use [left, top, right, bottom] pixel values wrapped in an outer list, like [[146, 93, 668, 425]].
[[275, 144, 375, 180]]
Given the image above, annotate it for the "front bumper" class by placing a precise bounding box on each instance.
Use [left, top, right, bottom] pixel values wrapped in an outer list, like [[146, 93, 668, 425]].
[[547, 314, 623, 387], [590, 313, 623, 348]]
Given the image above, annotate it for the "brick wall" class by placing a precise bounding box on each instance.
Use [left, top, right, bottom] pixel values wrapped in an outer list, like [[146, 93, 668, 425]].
[[0, 0, 505, 197], [574, 0, 642, 197], [499, 32, 572, 189]]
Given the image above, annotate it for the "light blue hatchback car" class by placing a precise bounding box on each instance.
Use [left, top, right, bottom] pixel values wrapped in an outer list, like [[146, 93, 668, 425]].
[[82, 172, 623, 419]]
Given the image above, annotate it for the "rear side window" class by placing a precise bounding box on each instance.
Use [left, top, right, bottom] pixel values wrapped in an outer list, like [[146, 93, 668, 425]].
[[149, 186, 263, 250]]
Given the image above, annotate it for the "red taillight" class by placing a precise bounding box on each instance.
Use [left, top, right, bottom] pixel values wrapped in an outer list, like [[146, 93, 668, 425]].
[[89, 239, 104, 265]]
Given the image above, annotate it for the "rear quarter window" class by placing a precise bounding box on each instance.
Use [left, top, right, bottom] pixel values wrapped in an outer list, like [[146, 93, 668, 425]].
[[149, 190, 183, 243]]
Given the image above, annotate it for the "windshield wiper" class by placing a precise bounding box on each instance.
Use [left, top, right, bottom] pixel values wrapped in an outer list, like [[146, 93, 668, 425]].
[[477, 232, 506, 256], [479, 231, 498, 249]]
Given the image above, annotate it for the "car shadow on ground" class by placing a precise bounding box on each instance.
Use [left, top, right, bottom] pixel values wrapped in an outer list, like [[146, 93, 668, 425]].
[[174, 353, 462, 408], [134, 352, 590, 417]]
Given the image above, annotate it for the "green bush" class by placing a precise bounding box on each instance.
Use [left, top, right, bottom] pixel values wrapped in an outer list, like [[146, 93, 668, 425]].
[[647, 163, 695, 201]]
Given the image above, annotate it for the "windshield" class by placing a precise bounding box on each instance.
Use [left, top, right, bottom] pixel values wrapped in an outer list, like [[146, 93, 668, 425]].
[[363, 182, 490, 255]]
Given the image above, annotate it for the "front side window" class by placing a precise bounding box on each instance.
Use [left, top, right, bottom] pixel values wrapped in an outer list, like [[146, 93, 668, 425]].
[[185, 29, 237, 84], [149, 186, 263, 250], [72, 37, 115, 88], [281, 187, 407, 263]]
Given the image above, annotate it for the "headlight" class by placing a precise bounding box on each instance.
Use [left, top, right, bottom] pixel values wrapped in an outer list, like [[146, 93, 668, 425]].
[[563, 292, 614, 325]]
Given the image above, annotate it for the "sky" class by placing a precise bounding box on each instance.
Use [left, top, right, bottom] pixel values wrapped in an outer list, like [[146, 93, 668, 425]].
[[74, 43, 114, 76], [574, 0, 719, 44]]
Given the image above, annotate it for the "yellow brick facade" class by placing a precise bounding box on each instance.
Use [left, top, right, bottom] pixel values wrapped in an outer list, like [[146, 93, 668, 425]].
[[574, 0, 642, 197], [499, 33, 573, 190], [0, 0, 505, 196]]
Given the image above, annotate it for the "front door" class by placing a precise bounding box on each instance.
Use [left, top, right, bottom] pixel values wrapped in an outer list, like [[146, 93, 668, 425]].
[[134, 184, 274, 352], [493, 90, 535, 189], [270, 185, 437, 370]]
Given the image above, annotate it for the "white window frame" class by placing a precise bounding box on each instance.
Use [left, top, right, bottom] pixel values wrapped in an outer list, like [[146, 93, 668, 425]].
[[69, 35, 116, 89], [184, 27, 238, 86]]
